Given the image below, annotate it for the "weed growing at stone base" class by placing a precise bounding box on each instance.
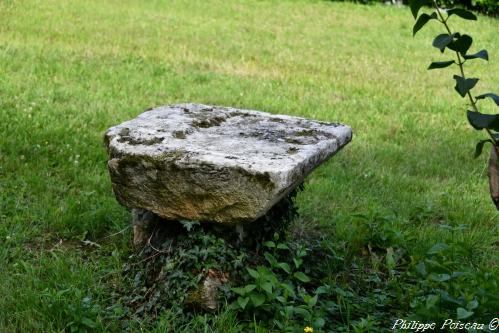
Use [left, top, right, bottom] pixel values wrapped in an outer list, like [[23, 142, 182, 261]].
[[110, 208, 498, 332]]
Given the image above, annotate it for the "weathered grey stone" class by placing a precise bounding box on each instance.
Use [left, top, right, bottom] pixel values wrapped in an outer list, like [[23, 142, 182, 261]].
[[105, 103, 352, 224]]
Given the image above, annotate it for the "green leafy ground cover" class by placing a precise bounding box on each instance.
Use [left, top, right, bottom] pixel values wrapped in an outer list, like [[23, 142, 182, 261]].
[[0, 0, 498, 331]]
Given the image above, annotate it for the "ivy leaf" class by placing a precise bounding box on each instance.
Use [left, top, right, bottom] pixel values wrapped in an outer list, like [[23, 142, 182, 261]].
[[457, 307, 474, 319], [263, 241, 276, 248], [244, 284, 257, 293], [237, 296, 249, 310], [448, 34, 472, 55], [278, 262, 291, 274], [276, 243, 289, 250], [451, 271, 471, 278], [416, 261, 427, 276], [413, 12, 437, 36], [307, 294, 318, 307], [410, 0, 432, 19], [474, 140, 493, 158], [428, 60, 455, 70], [293, 272, 311, 283], [425, 294, 440, 308], [315, 286, 330, 294], [468, 299, 479, 310], [247, 268, 259, 279], [231, 287, 246, 296], [293, 307, 311, 318], [250, 293, 266, 307], [264, 253, 277, 266], [430, 273, 451, 282], [433, 34, 454, 53], [261, 282, 273, 294], [441, 292, 463, 306], [314, 318, 326, 328], [464, 49, 488, 61], [476, 93, 499, 106], [293, 258, 302, 269], [427, 242, 449, 255], [453, 75, 479, 97], [467, 111, 499, 131], [81, 318, 97, 329], [447, 8, 477, 20], [386, 247, 396, 270], [280, 282, 295, 297], [227, 302, 240, 311]]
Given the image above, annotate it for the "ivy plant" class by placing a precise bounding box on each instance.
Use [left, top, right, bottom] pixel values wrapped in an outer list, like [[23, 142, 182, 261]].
[[411, 0, 498, 154]]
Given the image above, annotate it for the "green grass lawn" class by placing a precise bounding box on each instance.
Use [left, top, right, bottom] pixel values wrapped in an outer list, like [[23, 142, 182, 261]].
[[1, 0, 498, 331]]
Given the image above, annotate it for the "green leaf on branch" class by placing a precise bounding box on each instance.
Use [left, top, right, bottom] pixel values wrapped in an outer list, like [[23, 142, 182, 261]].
[[467, 111, 499, 131], [474, 140, 493, 158], [447, 8, 477, 21], [428, 60, 454, 70], [433, 34, 454, 53], [448, 34, 472, 55], [476, 93, 499, 106], [464, 49, 488, 61], [413, 12, 437, 36], [453, 75, 478, 97], [410, 0, 432, 19]]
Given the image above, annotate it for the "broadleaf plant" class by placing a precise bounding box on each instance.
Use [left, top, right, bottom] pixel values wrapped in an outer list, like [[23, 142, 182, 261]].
[[410, 0, 499, 209]]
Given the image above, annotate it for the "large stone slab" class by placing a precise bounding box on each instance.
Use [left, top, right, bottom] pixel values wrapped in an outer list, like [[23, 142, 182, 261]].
[[105, 103, 352, 224]]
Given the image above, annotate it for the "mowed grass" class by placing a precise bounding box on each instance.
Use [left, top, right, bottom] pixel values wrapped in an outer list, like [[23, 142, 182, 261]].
[[0, 0, 498, 331]]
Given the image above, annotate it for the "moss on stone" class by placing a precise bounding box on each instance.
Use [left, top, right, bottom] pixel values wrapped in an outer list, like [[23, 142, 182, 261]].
[[296, 129, 317, 137], [234, 167, 275, 191], [116, 149, 186, 167], [268, 117, 285, 123], [172, 130, 187, 139], [118, 136, 163, 145], [115, 127, 164, 145], [285, 137, 303, 145], [192, 115, 226, 128]]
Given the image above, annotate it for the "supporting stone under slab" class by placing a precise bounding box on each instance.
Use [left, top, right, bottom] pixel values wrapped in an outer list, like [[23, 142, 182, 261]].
[[130, 185, 301, 249], [128, 187, 300, 311]]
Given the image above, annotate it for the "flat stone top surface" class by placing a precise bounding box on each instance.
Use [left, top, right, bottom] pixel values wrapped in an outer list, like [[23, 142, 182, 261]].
[[105, 103, 352, 223], [106, 103, 352, 173]]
